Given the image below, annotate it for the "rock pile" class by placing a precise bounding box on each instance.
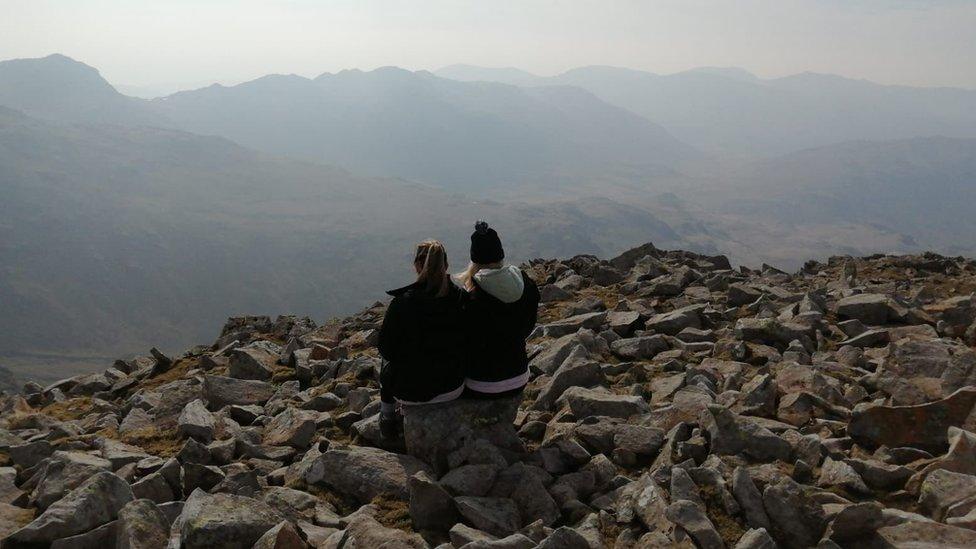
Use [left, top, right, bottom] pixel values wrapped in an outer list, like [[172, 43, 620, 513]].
[[2, 242, 976, 548]]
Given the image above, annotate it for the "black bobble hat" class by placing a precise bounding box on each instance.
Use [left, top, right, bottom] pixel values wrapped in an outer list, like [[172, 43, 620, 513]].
[[470, 220, 504, 264]]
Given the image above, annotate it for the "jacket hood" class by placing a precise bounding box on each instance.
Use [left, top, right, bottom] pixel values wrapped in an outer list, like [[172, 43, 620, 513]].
[[473, 265, 525, 304]]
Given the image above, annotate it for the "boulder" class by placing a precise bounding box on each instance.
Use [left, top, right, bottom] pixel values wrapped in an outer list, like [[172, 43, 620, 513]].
[[31, 451, 113, 510], [408, 471, 458, 532], [876, 521, 976, 548], [835, 293, 902, 325], [455, 496, 521, 537], [532, 355, 602, 411], [228, 342, 279, 380], [203, 375, 276, 409], [339, 514, 426, 548], [848, 387, 976, 452], [761, 478, 827, 549], [664, 500, 724, 549], [306, 446, 432, 502], [178, 489, 283, 548], [918, 469, 976, 522], [827, 501, 884, 543], [403, 397, 524, 472], [252, 520, 307, 549], [8, 471, 134, 545], [542, 312, 607, 338], [699, 405, 791, 462], [263, 408, 317, 449], [610, 335, 669, 360], [556, 386, 649, 418], [817, 457, 870, 495], [645, 304, 704, 335], [177, 399, 216, 442], [115, 498, 169, 549], [733, 528, 777, 549]]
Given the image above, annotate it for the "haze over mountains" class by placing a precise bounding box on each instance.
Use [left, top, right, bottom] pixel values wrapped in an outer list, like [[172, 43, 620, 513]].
[[1, 53, 975, 382], [437, 64, 976, 158]]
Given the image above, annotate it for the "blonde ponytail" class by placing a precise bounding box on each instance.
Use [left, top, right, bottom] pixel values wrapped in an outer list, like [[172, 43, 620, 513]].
[[414, 239, 450, 296]]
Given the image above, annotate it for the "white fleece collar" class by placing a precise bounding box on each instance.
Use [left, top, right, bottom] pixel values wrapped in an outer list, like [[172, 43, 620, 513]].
[[474, 265, 525, 303]]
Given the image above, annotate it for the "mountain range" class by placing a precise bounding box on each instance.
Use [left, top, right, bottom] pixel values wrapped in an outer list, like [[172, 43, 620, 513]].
[[437, 64, 976, 158], [1, 53, 975, 382]]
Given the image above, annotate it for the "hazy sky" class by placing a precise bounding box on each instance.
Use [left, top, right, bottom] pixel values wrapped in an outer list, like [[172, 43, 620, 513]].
[[2, 0, 975, 94]]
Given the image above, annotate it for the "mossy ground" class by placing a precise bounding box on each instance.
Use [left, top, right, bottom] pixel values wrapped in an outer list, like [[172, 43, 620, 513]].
[[371, 493, 413, 530], [97, 425, 184, 457], [40, 397, 94, 421]]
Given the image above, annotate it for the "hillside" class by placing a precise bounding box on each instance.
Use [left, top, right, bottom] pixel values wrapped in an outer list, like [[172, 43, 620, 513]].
[[710, 137, 976, 256], [0, 107, 686, 381], [2, 243, 975, 547], [436, 64, 976, 158]]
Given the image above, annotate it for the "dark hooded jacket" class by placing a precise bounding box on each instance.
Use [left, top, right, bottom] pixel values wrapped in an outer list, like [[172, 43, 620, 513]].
[[464, 265, 540, 394], [378, 281, 467, 404]]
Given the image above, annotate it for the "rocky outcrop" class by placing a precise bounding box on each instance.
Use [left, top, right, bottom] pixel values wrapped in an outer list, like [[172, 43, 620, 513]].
[[2, 244, 976, 547]]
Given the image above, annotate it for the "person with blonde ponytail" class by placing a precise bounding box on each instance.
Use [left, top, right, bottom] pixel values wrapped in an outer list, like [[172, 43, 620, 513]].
[[458, 221, 539, 398], [377, 239, 467, 439]]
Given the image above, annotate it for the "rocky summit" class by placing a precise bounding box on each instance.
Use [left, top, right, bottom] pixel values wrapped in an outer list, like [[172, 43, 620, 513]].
[[2, 242, 976, 548]]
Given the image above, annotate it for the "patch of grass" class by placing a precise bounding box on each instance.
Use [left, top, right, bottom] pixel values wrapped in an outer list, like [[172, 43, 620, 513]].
[[371, 493, 412, 531], [598, 517, 623, 546], [307, 485, 356, 515], [700, 484, 746, 546], [40, 397, 94, 421], [99, 425, 184, 457], [271, 367, 296, 384]]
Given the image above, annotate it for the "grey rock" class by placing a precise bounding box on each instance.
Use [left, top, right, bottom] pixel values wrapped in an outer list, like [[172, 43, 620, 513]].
[[556, 386, 649, 418], [177, 399, 215, 442], [733, 528, 777, 549], [252, 520, 307, 549], [645, 304, 704, 335], [918, 469, 976, 522], [455, 496, 521, 537], [408, 471, 459, 532], [228, 342, 278, 380], [700, 405, 791, 462], [848, 387, 976, 453], [203, 375, 276, 409], [532, 356, 602, 411], [535, 526, 591, 549], [178, 489, 283, 548], [828, 501, 883, 542], [8, 471, 134, 544], [610, 335, 669, 360], [818, 457, 870, 495], [340, 514, 427, 547], [115, 498, 169, 549], [441, 464, 498, 497], [732, 467, 771, 531], [876, 521, 976, 548], [762, 478, 827, 549], [263, 407, 317, 449], [403, 396, 523, 473], [306, 445, 432, 503], [665, 500, 725, 549], [835, 293, 901, 325], [32, 451, 112, 510]]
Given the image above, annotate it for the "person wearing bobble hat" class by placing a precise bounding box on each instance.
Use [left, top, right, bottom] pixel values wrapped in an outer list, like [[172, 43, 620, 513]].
[[456, 220, 540, 398]]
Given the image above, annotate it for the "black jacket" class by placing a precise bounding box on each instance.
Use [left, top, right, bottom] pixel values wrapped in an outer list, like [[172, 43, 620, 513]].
[[378, 281, 467, 404], [465, 269, 540, 392]]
